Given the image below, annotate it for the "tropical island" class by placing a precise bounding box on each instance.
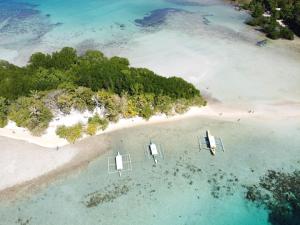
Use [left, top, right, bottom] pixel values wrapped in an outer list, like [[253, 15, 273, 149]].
[[0, 47, 206, 143], [234, 0, 300, 40], [1, 1, 300, 224]]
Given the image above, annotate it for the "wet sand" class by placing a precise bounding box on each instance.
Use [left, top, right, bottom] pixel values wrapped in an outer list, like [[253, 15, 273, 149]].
[[0, 134, 110, 200]]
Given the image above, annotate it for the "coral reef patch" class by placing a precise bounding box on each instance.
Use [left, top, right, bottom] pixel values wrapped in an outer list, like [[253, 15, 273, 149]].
[[134, 8, 185, 27], [244, 170, 300, 225]]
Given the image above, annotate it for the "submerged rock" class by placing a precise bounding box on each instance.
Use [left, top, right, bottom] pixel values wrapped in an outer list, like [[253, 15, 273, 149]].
[[16, 217, 32, 225], [244, 170, 300, 225], [0, 0, 58, 45], [134, 8, 185, 27], [256, 39, 268, 47], [208, 170, 239, 199], [84, 184, 130, 208]]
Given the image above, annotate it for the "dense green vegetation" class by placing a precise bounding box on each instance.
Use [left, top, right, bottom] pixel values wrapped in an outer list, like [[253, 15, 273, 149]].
[[0, 97, 8, 127], [8, 95, 53, 135], [0, 47, 205, 141], [0, 48, 200, 100], [56, 123, 83, 143], [86, 115, 109, 136], [241, 0, 300, 39]]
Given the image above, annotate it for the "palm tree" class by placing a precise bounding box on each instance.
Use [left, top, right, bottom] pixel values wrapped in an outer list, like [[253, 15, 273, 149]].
[[30, 90, 40, 100], [29, 105, 41, 117]]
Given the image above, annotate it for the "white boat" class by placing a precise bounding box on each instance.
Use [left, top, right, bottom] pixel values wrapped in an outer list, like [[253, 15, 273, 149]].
[[115, 152, 123, 176], [206, 130, 216, 155], [149, 141, 158, 164]]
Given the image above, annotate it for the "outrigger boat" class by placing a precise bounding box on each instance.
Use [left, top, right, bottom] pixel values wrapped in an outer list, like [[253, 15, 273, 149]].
[[149, 141, 158, 164], [115, 152, 123, 176], [206, 130, 216, 155]]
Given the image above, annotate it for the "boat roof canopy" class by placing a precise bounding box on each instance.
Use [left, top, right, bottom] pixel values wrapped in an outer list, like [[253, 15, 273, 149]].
[[116, 153, 123, 170], [150, 143, 158, 155]]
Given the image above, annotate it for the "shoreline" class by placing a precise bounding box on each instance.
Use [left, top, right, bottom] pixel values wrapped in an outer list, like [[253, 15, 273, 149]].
[[1, 101, 300, 196], [0, 105, 225, 148], [1, 101, 299, 148], [0, 134, 111, 200], [0, 103, 240, 195]]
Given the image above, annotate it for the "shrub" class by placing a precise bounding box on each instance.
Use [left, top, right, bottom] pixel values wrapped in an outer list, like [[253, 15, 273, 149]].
[[86, 122, 98, 136], [56, 125, 68, 138], [96, 90, 122, 122], [8, 97, 53, 135], [154, 95, 173, 115], [119, 93, 138, 118], [251, 2, 264, 18], [56, 123, 83, 143], [174, 99, 190, 114], [140, 104, 153, 120], [56, 92, 74, 114], [188, 96, 207, 107], [264, 20, 281, 39], [267, 28, 281, 39], [86, 115, 109, 135], [123, 98, 138, 118], [0, 97, 8, 127], [54, 87, 95, 114], [130, 94, 155, 119], [73, 87, 95, 112], [280, 27, 294, 40], [246, 16, 268, 26]]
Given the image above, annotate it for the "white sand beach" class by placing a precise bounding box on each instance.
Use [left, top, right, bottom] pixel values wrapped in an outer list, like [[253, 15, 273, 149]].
[[0, 137, 77, 192], [0, 104, 253, 149], [1, 100, 299, 148], [1, 100, 300, 193]]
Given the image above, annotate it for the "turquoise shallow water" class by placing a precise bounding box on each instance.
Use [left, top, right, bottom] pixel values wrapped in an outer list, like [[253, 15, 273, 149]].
[[1, 117, 299, 225], [0, 0, 250, 62], [1, 0, 300, 224], [6, 0, 299, 119], [2, 0, 300, 106]]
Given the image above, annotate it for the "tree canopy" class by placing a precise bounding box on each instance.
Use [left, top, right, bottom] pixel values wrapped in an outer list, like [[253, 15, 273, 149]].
[[0, 48, 205, 139], [0, 47, 200, 100], [242, 0, 300, 39]]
